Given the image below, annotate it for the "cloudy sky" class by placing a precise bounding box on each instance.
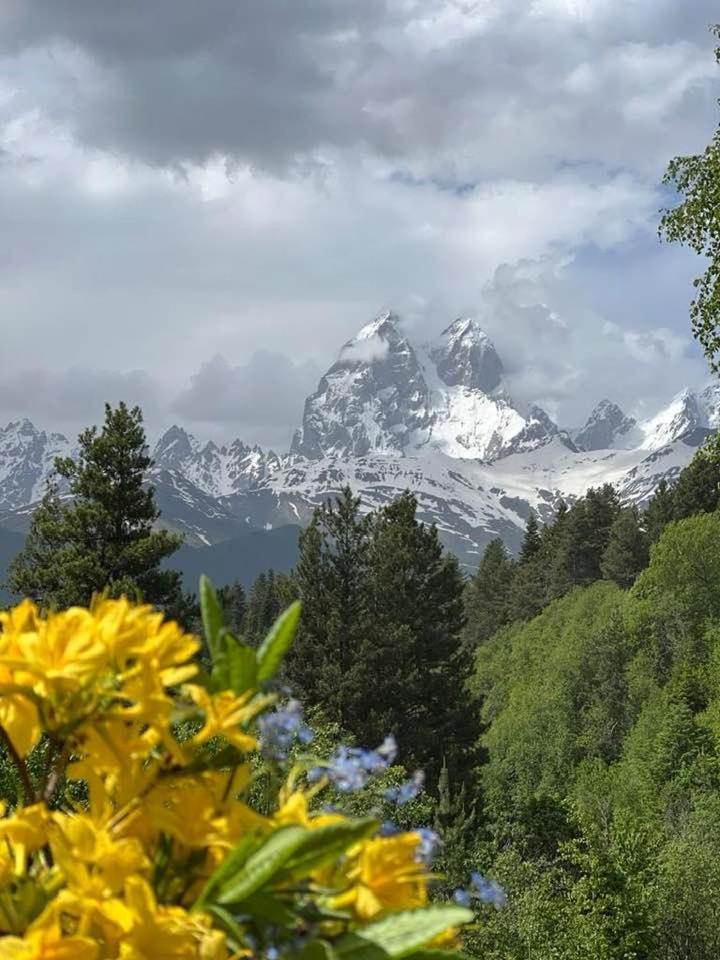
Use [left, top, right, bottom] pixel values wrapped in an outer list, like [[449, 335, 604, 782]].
[[0, 0, 718, 448]]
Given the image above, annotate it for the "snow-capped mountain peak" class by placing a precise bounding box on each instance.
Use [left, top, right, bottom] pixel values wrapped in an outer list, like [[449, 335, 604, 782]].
[[574, 400, 637, 451], [638, 388, 710, 450], [430, 317, 503, 393], [152, 425, 200, 469], [291, 310, 430, 460], [153, 428, 282, 498], [292, 312, 558, 462], [351, 309, 397, 343], [0, 420, 72, 510]]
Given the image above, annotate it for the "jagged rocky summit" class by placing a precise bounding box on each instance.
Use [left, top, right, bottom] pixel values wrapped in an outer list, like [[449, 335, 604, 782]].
[[291, 312, 565, 462]]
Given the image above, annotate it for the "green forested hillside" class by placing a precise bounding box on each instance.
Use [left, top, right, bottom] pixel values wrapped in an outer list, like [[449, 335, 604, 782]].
[[465, 509, 720, 959]]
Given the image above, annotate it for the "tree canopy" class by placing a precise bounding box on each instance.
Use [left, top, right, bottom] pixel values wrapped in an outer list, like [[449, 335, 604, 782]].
[[7, 403, 183, 610]]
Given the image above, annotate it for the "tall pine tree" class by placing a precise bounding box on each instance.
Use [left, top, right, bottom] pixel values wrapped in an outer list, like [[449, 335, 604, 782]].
[[672, 443, 720, 520], [366, 492, 471, 782], [463, 538, 515, 647], [519, 510, 542, 563], [547, 486, 620, 598], [217, 579, 247, 635], [285, 488, 372, 729], [244, 570, 297, 646], [8, 403, 183, 610]]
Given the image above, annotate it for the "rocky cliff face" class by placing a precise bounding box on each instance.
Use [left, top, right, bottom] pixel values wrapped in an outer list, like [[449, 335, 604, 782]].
[[430, 318, 503, 393], [291, 312, 559, 462], [574, 400, 637, 451], [290, 311, 432, 459], [0, 420, 72, 510], [153, 426, 282, 498]]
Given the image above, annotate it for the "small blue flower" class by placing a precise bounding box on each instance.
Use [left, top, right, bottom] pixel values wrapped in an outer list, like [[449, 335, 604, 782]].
[[308, 737, 397, 792], [258, 700, 314, 761], [385, 769, 425, 805], [453, 888, 472, 908], [469, 872, 507, 910], [377, 735, 398, 764], [379, 820, 401, 837], [415, 827, 441, 864]]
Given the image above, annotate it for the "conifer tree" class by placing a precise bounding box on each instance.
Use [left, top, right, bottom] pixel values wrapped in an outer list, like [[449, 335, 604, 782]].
[[507, 558, 546, 623], [508, 501, 565, 620], [547, 486, 619, 598], [217, 579, 247, 635], [672, 443, 720, 521], [601, 506, 650, 589], [463, 538, 515, 647], [366, 492, 471, 782], [285, 488, 372, 728], [519, 510, 542, 564], [644, 479, 675, 543], [8, 403, 183, 609], [432, 757, 476, 894], [244, 570, 297, 646]]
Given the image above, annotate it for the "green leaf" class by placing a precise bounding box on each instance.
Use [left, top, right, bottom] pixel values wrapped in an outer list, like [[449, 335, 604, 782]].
[[217, 825, 309, 905], [240, 892, 298, 926], [200, 575, 225, 664], [209, 631, 256, 693], [283, 817, 378, 878], [224, 635, 259, 694], [207, 904, 246, 945], [298, 941, 339, 960], [256, 601, 302, 683], [336, 906, 473, 960], [194, 831, 258, 908]]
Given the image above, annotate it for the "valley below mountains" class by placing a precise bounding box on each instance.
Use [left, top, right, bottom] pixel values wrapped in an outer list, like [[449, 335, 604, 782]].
[[1, 311, 718, 589]]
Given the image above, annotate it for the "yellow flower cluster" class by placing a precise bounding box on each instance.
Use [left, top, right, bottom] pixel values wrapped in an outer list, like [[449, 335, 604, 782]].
[[0, 596, 470, 959]]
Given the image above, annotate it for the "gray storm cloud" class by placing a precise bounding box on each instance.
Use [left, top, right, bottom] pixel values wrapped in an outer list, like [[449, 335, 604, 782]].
[[0, 0, 716, 444]]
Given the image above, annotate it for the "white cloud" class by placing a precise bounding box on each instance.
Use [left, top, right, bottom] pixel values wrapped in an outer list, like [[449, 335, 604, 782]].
[[477, 257, 707, 424], [172, 353, 321, 448], [0, 0, 715, 446]]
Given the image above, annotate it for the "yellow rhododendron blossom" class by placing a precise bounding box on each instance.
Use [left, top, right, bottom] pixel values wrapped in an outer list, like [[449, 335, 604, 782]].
[[0, 677, 40, 759], [275, 788, 343, 830], [184, 685, 269, 753], [116, 876, 227, 960], [0, 923, 99, 960], [48, 813, 149, 897], [333, 833, 428, 920], [0, 804, 51, 874], [0, 596, 469, 959], [0, 603, 108, 699]]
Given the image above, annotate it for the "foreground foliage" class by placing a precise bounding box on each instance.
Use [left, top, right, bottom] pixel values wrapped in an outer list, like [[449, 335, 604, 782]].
[[660, 25, 720, 372], [0, 581, 473, 958]]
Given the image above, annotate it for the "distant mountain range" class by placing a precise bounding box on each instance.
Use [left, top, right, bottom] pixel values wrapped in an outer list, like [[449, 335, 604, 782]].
[[1, 311, 718, 589]]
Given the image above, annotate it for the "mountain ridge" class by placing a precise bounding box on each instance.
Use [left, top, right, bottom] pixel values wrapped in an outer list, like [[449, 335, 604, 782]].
[[1, 312, 718, 572]]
